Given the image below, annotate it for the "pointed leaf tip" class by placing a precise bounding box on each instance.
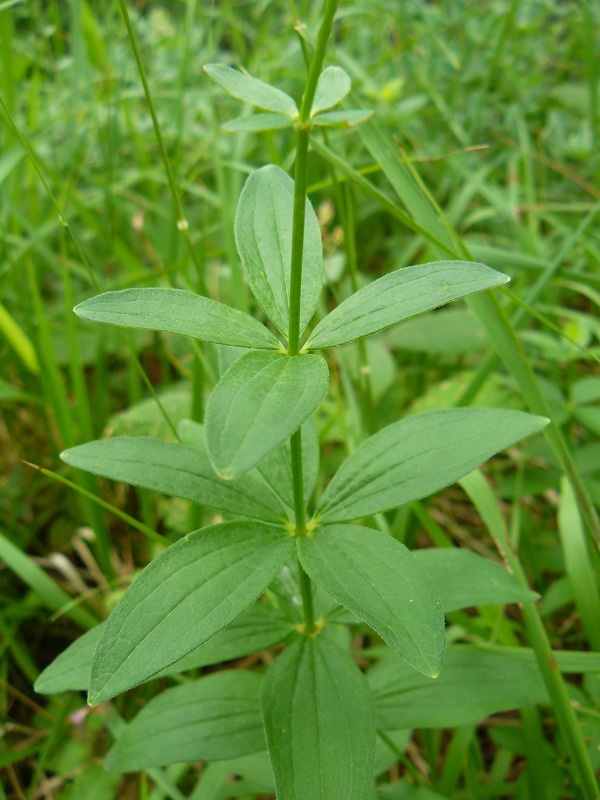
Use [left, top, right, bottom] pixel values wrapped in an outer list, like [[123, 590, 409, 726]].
[[203, 63, 298, 116], [73, 288, 280, 350], [89, 522, 294, 704], [298, 525, 445, 676], [235, 165, 323, 335], [317, 408, 550, 521], [311, 66, 352, 115], [307, 260, 510, 349]]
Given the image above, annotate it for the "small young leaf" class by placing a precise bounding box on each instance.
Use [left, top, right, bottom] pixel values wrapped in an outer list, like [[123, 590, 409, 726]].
[[306, 261, 509, 349], [106, 672, 265, 772], [316, 408, 548, 522], [235, 165, 323, 336], [413, 548, 538, 612], [206, 351, 328, 479], [261, 636, 376, 800], [311, 66, 351, 114], [89, 522, 294, 705], [75, 288, 280, 350], [61, 437, 286, 522], [312, 109, 374, 128], [370, 646, 548, 729], [204, 63, 298, 116], [35, 605, 292, 694], [223, 114, 295, 133], [298, 525, 445, 677]]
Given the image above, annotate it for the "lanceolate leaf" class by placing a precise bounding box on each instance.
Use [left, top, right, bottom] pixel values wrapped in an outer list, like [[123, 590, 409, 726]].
[[370, 646, 548, 729], [204, 64, 298, 116], [311, 66, 351, 115], [235, 165, 323, 336], [312, 109, 373, 128], [89, 522, 294, 705], [35, 605, 292, 694], [206, 351, 328, 479], [413, 548, 538, 612], [61, 437, 286, 522], [106, 672, 266, 772], [298, 525, 445, 676], [306, 261, 509, 349], [316, 408, 548, 522], [223, 114, 294, 133], [261, 636, 376, 800], [75, 288, 280, 350]]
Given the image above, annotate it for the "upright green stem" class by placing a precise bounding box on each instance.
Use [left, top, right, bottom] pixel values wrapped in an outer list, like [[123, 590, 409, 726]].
[[287, 0, 339, 634], [287, 128, 311, 355]]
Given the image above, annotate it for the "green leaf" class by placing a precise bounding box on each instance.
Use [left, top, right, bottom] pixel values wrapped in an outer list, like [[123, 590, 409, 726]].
[[261, 636, 376, 799], [306, 261, 509, 349], [75, 288, 280, 350], [413, 548, 538, 612], [298, 525, 444, 677], [235, 165, 323, 336], [370, 646, 548, 729], [204, 63, 298, 116], [311, 66, 351, 114], [223, 114, 295, 132], [312, 109, 374, 128], [35, 625, 102, 694], [35, 605, 292, 694], [206, 351, 328, 479], [89, 522, 294, 705], [106, 671, 266, 772], [61, 436, 286, 522], [316, 408, 548, 522]]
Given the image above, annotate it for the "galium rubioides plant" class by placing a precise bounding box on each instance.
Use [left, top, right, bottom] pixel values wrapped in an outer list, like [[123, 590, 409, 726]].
[[36, 4, 551, 796]]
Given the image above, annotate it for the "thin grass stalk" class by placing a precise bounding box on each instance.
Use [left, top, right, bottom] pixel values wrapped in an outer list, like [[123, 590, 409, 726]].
[[115, 1, 208, 530], [315, 129, 600, 548], [457, 203, 600, 405], [26, 259, 114, 577], [460, 470, 599, 800], [25, 462, 169, 547], [393, 138, 600, 548], [0, 95, 181, 442], [116, 0, 206, 294]]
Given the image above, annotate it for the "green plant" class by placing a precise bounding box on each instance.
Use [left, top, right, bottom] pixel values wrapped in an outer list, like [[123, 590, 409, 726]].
[[30, 2, 600, 799]]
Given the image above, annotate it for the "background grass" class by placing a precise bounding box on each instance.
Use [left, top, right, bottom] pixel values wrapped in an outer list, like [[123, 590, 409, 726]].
[[1, 0, 599, 798]]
